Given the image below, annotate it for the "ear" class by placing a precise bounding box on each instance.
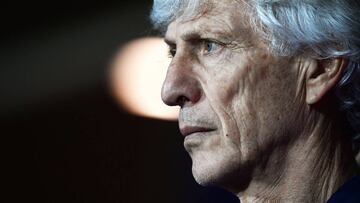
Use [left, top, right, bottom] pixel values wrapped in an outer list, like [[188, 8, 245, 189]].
[[306, 58, 347, 104]]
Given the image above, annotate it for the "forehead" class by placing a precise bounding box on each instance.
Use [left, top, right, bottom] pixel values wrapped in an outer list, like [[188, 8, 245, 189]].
[[165, 0, 253, 42]]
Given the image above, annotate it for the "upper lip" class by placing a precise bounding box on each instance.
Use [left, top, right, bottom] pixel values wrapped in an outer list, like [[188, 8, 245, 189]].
[[180, 126, 215, 137]]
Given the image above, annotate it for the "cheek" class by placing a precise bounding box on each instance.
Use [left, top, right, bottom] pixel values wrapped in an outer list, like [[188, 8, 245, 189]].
[[199, 55, 262, 146], [198, 49, 297, 154], [215, 54, 295, 157], [239, 58, 298, 155], [205, 67, 247, 145], [234, 96, 260, 155]]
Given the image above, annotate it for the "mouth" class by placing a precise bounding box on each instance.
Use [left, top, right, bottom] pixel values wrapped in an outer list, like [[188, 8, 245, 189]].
[[180, 126, 216, 137]]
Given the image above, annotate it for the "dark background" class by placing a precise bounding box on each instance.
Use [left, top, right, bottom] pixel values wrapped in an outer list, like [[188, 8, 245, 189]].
[[2, 1, 239, 202]]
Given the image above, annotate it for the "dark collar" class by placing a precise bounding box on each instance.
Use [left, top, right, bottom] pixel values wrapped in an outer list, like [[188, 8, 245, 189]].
[[326, 175, 360, 203]]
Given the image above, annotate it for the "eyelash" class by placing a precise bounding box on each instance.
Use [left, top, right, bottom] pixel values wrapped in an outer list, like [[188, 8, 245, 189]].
[[200, 39, 223, 55], [168, 47, 176, 58], [167, 39, 224, 58]]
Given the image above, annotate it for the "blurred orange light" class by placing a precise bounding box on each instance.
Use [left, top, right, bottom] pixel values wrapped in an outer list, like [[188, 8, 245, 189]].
[[110, 37, 179, 120]]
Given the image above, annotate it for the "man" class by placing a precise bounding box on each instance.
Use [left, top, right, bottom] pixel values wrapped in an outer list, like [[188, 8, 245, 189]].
[[151, 0, 360, 202]]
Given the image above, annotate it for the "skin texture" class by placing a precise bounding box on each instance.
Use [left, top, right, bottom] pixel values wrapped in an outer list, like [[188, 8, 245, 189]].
[[161, 0, 359, 202]]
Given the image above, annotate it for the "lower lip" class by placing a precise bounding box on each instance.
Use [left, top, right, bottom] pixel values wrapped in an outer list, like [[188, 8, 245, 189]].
[[184, 131, 213, 147]]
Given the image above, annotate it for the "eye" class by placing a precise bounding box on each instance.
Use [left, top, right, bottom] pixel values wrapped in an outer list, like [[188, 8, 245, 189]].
[[168, 46, 176, 58], [201, 40, 223, 55]]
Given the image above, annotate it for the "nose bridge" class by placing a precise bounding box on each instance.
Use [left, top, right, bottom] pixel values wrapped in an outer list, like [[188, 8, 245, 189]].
[[161, 52, 201, 107]]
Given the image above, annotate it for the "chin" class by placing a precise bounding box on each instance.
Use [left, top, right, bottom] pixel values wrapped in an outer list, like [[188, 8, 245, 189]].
[[190, 151, 243, 186], [191, 161, 221, 186]]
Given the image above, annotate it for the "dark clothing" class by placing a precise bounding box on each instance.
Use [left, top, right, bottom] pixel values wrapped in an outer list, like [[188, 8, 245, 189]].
[[326, 175, 360, 203]]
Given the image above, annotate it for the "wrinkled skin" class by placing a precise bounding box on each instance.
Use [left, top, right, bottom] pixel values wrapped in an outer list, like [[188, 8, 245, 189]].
[[161, 0, 358, 202]]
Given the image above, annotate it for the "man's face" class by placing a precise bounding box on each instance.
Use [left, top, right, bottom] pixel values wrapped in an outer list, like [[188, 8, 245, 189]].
[[162, 0, 301, 189]]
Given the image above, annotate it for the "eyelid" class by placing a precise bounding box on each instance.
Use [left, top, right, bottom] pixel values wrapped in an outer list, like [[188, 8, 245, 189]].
[[206, 38, 226, 44], [167, 45, 176, 58], [166, 38, 229, 58], [198, 38, 225, 46], [199, 38, 226, 55]]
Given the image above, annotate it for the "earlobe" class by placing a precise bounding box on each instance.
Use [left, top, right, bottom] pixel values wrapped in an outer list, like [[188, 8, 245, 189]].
[[305, 58, 347, 104]]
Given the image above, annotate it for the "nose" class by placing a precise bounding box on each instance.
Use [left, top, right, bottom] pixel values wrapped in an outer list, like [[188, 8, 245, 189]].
[[161, 58, 201, 107]]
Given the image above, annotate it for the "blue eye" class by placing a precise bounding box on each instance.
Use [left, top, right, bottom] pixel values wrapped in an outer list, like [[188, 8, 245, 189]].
[[206, 42, 214, 52], [203, 40, 222, 54]]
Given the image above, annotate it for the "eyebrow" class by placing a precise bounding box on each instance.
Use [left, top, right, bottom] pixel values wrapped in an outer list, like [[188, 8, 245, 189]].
[[164, 37, 175, 46], [181, 31, 202, 41], [164, 29, 232, 46], [164, 31, 228, 46], [164, 31, 201, 45]]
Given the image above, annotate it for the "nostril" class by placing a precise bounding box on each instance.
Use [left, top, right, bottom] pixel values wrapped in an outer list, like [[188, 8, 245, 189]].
[[176, 96, 190, 107]]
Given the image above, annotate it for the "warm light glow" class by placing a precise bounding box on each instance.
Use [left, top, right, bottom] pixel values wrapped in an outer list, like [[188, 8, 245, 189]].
[[110, 37, 179, 120]]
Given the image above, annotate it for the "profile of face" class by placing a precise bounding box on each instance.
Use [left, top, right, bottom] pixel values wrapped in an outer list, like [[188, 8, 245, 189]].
[[161, 1, 307, 190]]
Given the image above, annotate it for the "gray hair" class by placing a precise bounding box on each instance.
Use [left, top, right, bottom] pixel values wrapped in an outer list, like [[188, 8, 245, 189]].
[[150, 0, 360, 151], [150, 0, 213, 32]]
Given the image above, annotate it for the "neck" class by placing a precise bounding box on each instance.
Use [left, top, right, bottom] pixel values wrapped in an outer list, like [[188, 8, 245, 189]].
[[237, 113, 358, 203]]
